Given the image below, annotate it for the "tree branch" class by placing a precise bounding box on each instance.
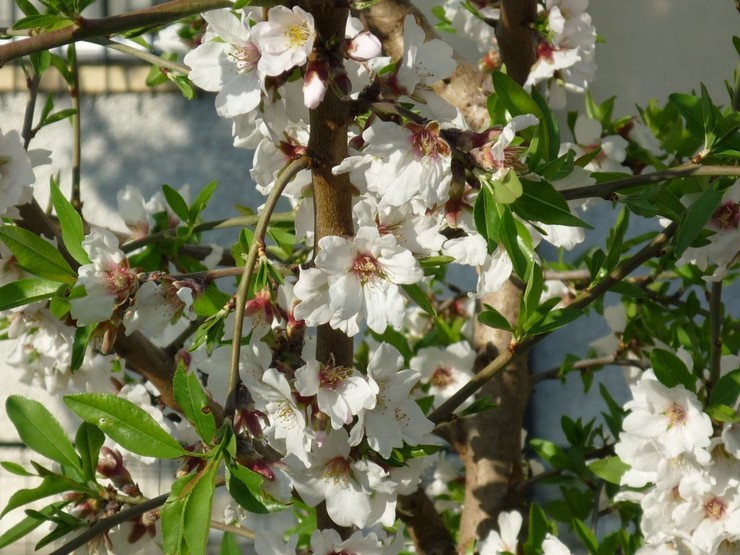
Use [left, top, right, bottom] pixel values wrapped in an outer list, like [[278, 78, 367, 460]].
[[0, 0, 235, 67], [428, 223, 678, 425]]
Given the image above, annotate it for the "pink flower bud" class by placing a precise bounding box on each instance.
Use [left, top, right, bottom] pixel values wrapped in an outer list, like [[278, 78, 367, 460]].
[[346, 31, 382, 61], [303, 59, 329, 109]]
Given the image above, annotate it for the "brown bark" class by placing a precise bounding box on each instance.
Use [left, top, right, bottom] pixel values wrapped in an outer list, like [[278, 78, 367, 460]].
[[307, 2, 355, 372]]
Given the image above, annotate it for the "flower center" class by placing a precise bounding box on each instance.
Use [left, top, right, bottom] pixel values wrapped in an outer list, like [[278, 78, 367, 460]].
[[228, 43, 260, 73], [352, 253, 381, 284], [409, 123, 451, 160], [710, 201, 739, 231], [322, 457, 350, 485], [319, 364, 352, 390], [703, 497, 727, 521], [105, 262, 136, 301], [285, 24, 310, 47], [663, 402, 687, 427], [431, 367, 453, 388]]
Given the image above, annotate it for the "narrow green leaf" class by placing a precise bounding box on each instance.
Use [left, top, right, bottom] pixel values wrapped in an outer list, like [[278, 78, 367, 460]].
[[183, 463, 217, 554], [13, 14, 72, 31], [650, 349, 695, 391], [708, 369, 740, 408], [39, 93, 54, 123], [15, 0, 40, 15], [0, 278, 62, 311], [162, 184, 190, 222], [0, 502, 67, 548], [700, 84, 717, 150], [75, 422, 105, 483], [497, 207, 530, 279], [401, 283, 436, 317], [161, 474, 190, 555], [220, 532, 240, 555], [64, 393, 186, 459], [190, 180, 218, 222], [477, 305, 513, 331], [1, 461, 35, 477], [573, 518, 599, 554], [588, 456, 629, 485], [674, 185, 724, 257], [705, 404, 740, 423], [42, 108, 78, 127], [473, 182, 500, 253], [527, 307, 583, 336], [5, 396, 80, 471], [173, 364, 216, 444], [0, 226, 76, 283], [523, 503, 551, 554], [71, 324, 97, 373], [1, 475, 81, 517]]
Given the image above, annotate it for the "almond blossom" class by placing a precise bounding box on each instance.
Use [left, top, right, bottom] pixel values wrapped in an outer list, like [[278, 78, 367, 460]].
[[0, 128, 36, 218], [69, 228, 138, 326], [184, 9, 263, 119], [293, 226, 423, 336], [410, 340, 476, 409], [251, 5, 315, 77]]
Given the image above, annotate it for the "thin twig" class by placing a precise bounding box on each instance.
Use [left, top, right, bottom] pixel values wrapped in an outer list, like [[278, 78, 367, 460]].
[[530, 355, 651, 386], [48, 492, 169, 555], [561, 164, 740, 201], [120, 213, 293, 253], [209, 520, 256, 540], [429, 223, 677, 425], [21, 70, 41, 150], [68, 43, 82, 212], [88, 37, 191, 74], [708, 281, 723, 388], [225, 156, 310, 414]]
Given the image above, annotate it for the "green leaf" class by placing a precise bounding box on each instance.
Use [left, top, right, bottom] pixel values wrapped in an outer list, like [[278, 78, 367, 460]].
[[162, 184, 190, 222], [674, 185, 724, 257], [458, 395, 497, 417], [184, 463, 218, 554], [226, 462, 289, 514], [650, 349, 695, 391], [190, 181, 218, 223], [64, 393, 186, 459], [497, 207, 533, 279], [705, 404, 740, 423], [477, 305, 513, 331], [0, 278, 63, 311], [13, 14, 73, 31], [1, 461, 35, 477], [0, 502, 67, 548], [527, 307, 583, 336], [71, 324, 97, 373], [174, 364, 216, 444], [161, 473, 191, 555], [75, 422, 105, 483], [514, 179, 592, 228], [474, 182, 501, 253], [573, 518, 599, 554], [700, 84, 717, 150], [523, 503, 551, 554], [492, 169, 523, 204], [219, 532, 240, 555], [172, 74, 196, 100], [401, 283, 436, 317], [708, 369, 740, 408], [668, 93, 704, 137], [15, 0, 40, 16], [0, 226, 76, 283], [42, 108, 78, 127], [588, 456, 629, 485], [5, 396, 80, 471], [1, 474, 82, 517]]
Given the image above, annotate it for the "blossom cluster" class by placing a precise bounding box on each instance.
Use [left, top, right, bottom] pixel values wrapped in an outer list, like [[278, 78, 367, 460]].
[[615, 361, 740, 554]]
